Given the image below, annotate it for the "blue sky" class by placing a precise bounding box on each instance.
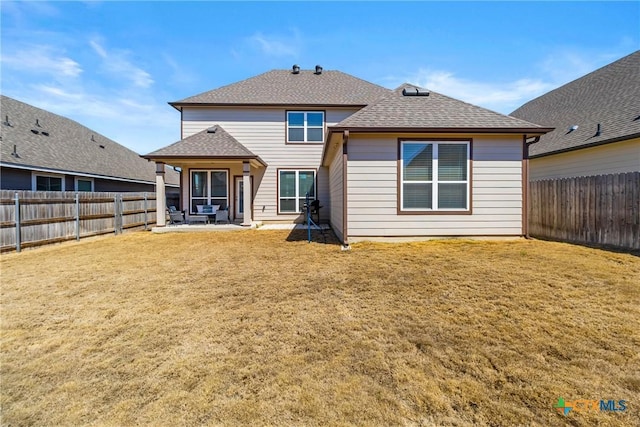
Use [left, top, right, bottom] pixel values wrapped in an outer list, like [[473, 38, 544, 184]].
[[1, 1, 638, 154]]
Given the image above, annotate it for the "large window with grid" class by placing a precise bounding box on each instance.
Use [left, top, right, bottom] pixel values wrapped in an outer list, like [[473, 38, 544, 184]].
[[278, 170, 316, 213], [286, 111, 324, 143], [190, 170, 229, 213], [400, 140, 470, 212]]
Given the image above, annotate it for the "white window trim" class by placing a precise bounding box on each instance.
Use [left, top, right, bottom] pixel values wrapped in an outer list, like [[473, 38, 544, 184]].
[[189, 169, 229, 214], [32, 172, 65, 191], [278, 169, 316, 214], [286, 111, 325, 143], [400, 141, 470, 212], [75, 177, 94, 192]]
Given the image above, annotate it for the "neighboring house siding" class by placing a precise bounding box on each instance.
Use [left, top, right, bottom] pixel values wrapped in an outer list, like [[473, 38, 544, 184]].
[[181, 107, 358, 222], [0, 168, 31, 190], [346, 134, 523, 238], [328, 145, 344, 242], [529, 138, 640, 180], [94, 179, 155, 193]]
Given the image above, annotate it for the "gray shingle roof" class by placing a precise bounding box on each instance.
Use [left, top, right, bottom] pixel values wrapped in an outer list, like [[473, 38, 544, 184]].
[[0, 95, 179, 185], [510, 50, 640, 157], [144, 125, 266, 165], [332, 84, 551, 131], [171, 69, 391, 106]]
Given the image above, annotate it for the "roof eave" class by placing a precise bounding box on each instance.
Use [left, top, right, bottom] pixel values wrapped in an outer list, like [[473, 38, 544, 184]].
[[328, 126, 554, 135], [142, 154, 267, 167], [169, 102, 370, 109], [530, 132, 640, 159]]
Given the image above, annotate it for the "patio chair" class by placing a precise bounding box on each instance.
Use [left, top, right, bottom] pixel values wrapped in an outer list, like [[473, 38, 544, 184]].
[[215, 207, 229, 224], [167, 206, 185, 224]]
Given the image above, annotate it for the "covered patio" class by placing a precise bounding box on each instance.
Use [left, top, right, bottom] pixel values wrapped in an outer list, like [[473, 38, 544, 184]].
[[143, 125, 266, 227]]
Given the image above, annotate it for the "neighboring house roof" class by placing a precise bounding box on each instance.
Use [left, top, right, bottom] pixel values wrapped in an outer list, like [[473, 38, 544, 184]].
[[170, 68, 391, 107], [331, 84, 552, 132], [510, 50, 640, 158], [0, 95, 179, 186], [143, 125, 267, 166]]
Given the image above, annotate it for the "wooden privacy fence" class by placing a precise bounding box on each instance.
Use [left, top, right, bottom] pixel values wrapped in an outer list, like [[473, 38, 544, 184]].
[[529, 172, 640, 250], [0, 190, 157, 252]]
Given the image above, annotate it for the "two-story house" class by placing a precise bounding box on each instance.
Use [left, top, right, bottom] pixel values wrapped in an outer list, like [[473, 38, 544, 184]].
[[144, 66, 551, 244]]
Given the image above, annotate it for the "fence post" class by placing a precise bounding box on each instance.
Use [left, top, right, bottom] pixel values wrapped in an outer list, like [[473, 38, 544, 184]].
[[14, 192, 21, 252], [114, 195, 119, 235], [144, 192, 148, 230], [119, 194, 124, 234], [75, 192, 80, 240]]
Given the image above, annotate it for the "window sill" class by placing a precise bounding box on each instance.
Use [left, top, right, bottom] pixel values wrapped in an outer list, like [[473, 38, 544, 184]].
[[398, 209, 473, 215]]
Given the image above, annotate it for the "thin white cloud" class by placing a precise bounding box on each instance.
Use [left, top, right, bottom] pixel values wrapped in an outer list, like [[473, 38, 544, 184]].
[[1, 45, 83, 78], [89, 38, 154, 88], [392, 69, 555, 114], [247, 30, 301, 57]]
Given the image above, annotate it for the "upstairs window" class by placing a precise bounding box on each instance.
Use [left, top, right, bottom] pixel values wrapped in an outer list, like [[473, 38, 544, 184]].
[[400, 140, 470, 212], [287, 111, 324, 143]]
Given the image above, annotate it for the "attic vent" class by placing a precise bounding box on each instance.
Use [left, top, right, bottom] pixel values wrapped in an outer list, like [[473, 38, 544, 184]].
[[402, 87, 430, 96], [314, 65, 323, 75], [292, 64, 300, 74], [207, 125, 218, 133]]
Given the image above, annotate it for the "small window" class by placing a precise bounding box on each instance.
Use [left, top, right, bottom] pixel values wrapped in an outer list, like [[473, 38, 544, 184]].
[[75, 178, 94, 192], [278, 170, 316, 213], [400, 140, 470, 212], [287, 111, 324, 143], [33, 173, 64, 191]]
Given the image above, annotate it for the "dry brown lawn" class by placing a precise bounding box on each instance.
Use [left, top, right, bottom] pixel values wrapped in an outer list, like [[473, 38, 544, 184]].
[[1, 230, 639, 426]]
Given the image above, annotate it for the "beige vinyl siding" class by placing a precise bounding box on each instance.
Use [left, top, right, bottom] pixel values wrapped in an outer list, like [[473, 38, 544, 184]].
[[530, 138, 640, 180], [346, 134, 523, 238], [328, 144, 344, 242], [182, 107, 358, 222]]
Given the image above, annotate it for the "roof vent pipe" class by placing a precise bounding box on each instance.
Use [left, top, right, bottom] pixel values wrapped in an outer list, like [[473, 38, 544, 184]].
[[11, 145, 19, 158], [35, 119, 41, 127], [315, 65, 323, 75], [595, 123, 602, 137], [3, 115, 11, 126], [402, 87, 430, 96], [292, 64, 300, 74]]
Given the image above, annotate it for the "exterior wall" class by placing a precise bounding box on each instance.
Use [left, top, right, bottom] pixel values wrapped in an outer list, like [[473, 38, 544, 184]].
[[328, 144, 344, 242], [346, 134, 524, 238], [94, 179, 155, 193], [1, 166, 162, 193], [530, 138, 640, 180], [182, 107, 359, 222]]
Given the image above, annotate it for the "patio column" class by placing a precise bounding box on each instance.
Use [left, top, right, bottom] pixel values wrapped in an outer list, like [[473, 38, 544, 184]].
[[242, 161, 252, 226], [155, 162, 166, 227]]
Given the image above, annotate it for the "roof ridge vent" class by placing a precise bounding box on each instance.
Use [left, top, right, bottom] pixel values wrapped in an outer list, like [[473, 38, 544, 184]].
[[207, 125, 218, 133], [292, 64, 300, 74], [315, 65, 323, 75], [402, 87, 429, 97]]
